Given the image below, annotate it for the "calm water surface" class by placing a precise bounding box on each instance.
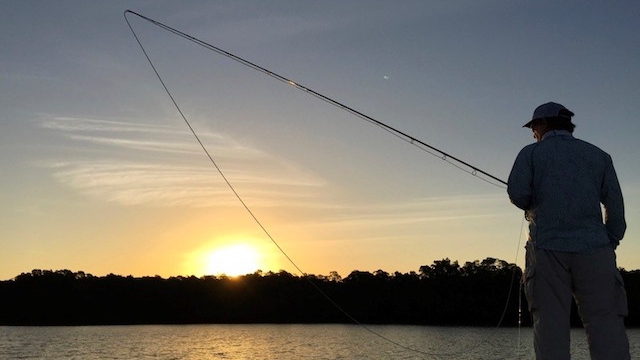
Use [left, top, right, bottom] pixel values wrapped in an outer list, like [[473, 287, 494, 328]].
[[1, 324, 638, 360]]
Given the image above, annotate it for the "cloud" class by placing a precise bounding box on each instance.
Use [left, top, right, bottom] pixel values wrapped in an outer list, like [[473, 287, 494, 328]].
[[288, 193, 513, 241], [328, 194, 507, 223], [42, 117, 175, 133], [42, 117, 325, 207]]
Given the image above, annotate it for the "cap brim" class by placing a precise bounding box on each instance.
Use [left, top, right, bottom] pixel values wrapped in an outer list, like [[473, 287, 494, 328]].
[[524, 110, 575, 128]]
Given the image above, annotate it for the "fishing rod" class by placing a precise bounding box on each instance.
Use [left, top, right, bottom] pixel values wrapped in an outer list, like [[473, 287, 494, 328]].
[[124, 10, 437, 357], [124, 10, 519, 358], [123, 10, 507, 188]]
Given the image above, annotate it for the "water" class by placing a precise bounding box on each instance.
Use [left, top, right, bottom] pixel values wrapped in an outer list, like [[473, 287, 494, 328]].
[[0, 324, 638, 360]]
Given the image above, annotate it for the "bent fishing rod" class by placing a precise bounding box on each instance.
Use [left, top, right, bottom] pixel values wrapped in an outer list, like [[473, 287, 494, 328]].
[[124, 10, 520, 358], [123, 10, 507, 188]]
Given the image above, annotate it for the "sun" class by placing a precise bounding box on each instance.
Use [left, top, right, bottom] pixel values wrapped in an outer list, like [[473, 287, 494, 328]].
[[184, 237, 281, 277], [203, 243, 262, 277]]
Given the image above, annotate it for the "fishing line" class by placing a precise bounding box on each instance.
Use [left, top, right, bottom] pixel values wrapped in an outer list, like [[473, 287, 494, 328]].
[[496, 215, 526, 328], [123, 10, 506, 189], [124, 10, 518, 358], [124, 11, 439, 358], [497, 215, 527, 358]]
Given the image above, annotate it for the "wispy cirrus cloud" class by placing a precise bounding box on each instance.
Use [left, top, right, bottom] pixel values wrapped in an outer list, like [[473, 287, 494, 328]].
[[40, 116, 510, 229], [42, 116, 325, 207], [308, 193, 510, 228], [42, 117, 177, 134]]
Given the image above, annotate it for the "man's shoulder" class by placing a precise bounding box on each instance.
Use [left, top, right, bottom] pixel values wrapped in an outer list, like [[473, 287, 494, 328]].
[[572, 137, 610, 156], [540, 134, 608, 154], [517, 142, 538, 156]]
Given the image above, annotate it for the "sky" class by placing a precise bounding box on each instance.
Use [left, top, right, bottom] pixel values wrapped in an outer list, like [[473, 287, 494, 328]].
[[1, 1, 639, 280]]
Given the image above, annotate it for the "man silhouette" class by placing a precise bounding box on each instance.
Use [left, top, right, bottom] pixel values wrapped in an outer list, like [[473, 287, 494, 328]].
[[508, 102, 630, 360]]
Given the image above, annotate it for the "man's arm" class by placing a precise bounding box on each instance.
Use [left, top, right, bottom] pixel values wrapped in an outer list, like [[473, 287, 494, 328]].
[[601, 154, 626, 248], [508, 147, 534, 211]]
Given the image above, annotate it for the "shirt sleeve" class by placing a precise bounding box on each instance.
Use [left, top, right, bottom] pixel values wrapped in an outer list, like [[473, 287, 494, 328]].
[[601, 154, 626, 247], [508, 146, 534, 211]]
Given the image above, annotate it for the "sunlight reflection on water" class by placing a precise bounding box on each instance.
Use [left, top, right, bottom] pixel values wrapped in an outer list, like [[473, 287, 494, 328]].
[[0, 324, 638, 360]]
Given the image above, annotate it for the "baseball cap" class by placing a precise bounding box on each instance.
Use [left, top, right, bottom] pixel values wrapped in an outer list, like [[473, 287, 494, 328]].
[[523, 102, 574, 128]]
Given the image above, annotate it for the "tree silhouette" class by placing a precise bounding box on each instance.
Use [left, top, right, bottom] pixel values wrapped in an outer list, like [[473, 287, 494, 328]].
[[1, 259, 637, 327]]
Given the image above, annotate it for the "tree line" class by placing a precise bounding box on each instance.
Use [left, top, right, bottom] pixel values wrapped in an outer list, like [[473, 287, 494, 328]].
[[1, 257, 638, 327]]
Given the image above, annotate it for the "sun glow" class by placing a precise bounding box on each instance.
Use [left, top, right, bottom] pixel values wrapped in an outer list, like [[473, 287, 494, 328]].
[[202, 243, 263, 277]]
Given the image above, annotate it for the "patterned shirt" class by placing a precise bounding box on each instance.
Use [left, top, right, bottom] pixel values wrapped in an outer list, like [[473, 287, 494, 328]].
[[508, 130, 626, 253]]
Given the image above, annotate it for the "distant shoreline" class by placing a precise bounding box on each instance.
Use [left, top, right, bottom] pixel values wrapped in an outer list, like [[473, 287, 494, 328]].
[[2, 259, 638, 327]]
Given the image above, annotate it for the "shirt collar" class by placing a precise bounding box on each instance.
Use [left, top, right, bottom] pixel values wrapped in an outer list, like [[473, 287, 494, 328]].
[[541, 129, 573, 141]]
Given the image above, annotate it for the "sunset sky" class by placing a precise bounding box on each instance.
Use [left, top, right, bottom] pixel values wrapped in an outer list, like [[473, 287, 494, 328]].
[[2, 1, 639, 280]]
